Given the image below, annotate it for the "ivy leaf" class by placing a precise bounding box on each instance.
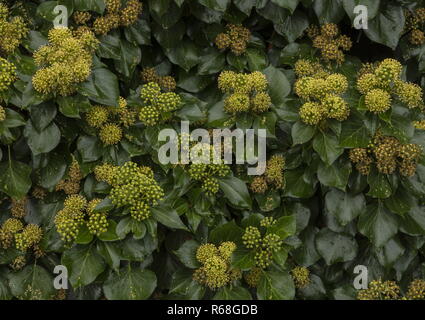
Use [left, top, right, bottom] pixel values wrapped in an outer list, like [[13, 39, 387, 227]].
[[317, 159, 351, 191], [367, 168, 392, 199], [0, 159, 32, 199], [198, 0, 230, 12], [62, 244, 106, 288], [219, 176, 252, 209], [257, 271, 295, 300], [313, 132, 344, 165], [358, 202, 399, 248], [103, 267, 157, 300], [313, 0, 345, 23], [364, 3, 405, 50], [8, 265, 55, 299], [151, 206, 189, 231], [174, 240, 201, 269], [263, 65, 291, 105], [213, 286, 252, 300], [164, 41, 200, 72], [325, 189, 366, 226], [73, 0, 105, 13], [24, 121, 61, 155], [315, 228, 358, 265], [291, 121, 316, 145], [79, 68, 120, 107]]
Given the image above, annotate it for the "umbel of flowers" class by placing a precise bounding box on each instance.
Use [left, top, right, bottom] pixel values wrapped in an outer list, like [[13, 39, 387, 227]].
[[94, 161, 164, 222], [293, 59, 350, 125], [32, 27, 99, 96], [356, 58, 424, 112], [218, 70, 272, 114]]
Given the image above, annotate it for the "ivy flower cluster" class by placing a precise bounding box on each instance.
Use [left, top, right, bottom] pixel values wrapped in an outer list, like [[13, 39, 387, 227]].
[[94, 161, 164, 221], [56, 158, 84, 195], [242, 217, 282, 269], [0, 57, 16, 92], [214, 24, 251, 56], [0, 3, 28, 55], [85, 97, 136, 145], [178, 141, 231, 196], [306, 23, 352, 64], [218, 70, 271, 114], [54, 194, 109, 242], [139, 82, 182, 127], [291, 266, 311, 289], [357, 278, 425, 300], [294, 59, 349, 125], [193, 242, 241, 290], [356, 58, 424, 112], [141, 67, 177, 92], [72, 0, 142, 35], [32, 27, 99, 96], [405, 8, 425, 45], [349, 132, 422, 176], [0, 218, 43, 253], [250, 155, 285, 194]]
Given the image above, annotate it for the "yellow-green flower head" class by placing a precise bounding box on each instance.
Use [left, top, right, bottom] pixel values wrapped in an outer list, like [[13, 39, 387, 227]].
[[0, 8, 29, 54], [357, 73, 379, 95], [94, 163, 118, 185], [108, 162, 164, 209], [245, 267, 262, 288], [120, 0, 143, 27], [201, 176, 219, 196], [325, 73, 348, 94], [0, 58, 17, 91], [196, 243, 219, 264], [323, 95, 349, 121], [294, 77, 315, 100], [130, 200, 151, 221], [141, 82, 161, 104], [265, 154, 285, 188], [262, 233, 281, 251], [64, 194, 87, 213], [77, 30, 100, 52], [54, 209, 82, 242], [86, 106, 109, 128], [157, 92, 181, 112], [310, 78, 329, 99], [15, 224, 43, 252], [398, 143, 422, 161], [291, 266, 310, 289], [158, 75, 177, 91], [406, 279, 425, 300], [233, 73, 250, 94], [224, 93, 250, 114], [254, 248, 273, 269], [242, 226, 261, 249], [294, 59, 317, 77], [260, 217, 276, 228], [299, 102, 327, 125], [86, 198, 102, 215], [218, 70, 237, 93], [203, 256, 229, 289], [86, 212, 108, 236], [375, 58, 402, 86], [215, 32, 231, 50], [250, 176, 268, 194], [357, 279, 400, 300], [248, 71, 268, 92], [395, 81, 423, 108], [365, 89, 392, 113], [321, 23, 339, 38], [218, 241, 237, 261], [139, 105, 160, 126], [48, 27, 73, 46], [0, 105, 5, 121], [414, 120, 425, 130], [2, 218, 23, 234], [106, 0, 122, 14], [99, 123, 123, 145], [0, 3, 8, 19], [251, 92, 271, 113]]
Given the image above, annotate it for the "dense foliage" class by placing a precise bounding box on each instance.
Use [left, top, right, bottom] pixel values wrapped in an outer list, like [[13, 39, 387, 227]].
[[2, 0, 425, 300]]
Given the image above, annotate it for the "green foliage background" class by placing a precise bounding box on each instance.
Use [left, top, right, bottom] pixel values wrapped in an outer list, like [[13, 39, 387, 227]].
[[1, 0, 425, 300]]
